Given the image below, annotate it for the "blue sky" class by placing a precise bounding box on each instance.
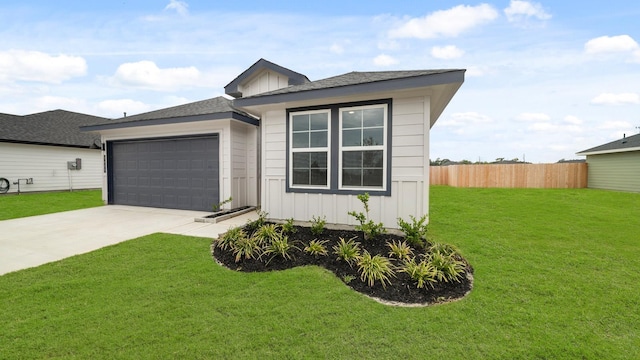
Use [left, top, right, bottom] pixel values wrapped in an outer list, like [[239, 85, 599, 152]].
[[1, 1, 639, 162]]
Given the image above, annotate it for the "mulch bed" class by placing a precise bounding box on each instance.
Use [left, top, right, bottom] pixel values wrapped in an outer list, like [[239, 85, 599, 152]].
[[211, 223, 474, 306]]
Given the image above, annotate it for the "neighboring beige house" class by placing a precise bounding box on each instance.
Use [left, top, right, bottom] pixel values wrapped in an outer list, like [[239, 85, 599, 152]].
[[0, 110, 107, 194], [576, 133, 640, 192], [83, 58, 465, 227]]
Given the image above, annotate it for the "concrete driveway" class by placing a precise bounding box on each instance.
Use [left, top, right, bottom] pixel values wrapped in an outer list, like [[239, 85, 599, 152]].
[[0, 205, 256, 276]]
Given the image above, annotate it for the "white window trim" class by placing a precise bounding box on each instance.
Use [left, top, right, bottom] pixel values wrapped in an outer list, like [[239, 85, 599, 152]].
[[338, 103, 388, 191], [288, 109, 331, 189]]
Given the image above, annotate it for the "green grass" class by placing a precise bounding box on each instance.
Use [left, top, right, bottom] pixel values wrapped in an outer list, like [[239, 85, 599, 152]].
[[0, 190, 103, 220], [1, 187, 639, 359]]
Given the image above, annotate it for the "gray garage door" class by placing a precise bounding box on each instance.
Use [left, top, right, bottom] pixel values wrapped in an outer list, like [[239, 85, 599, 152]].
[[110, 135, 219, 211]]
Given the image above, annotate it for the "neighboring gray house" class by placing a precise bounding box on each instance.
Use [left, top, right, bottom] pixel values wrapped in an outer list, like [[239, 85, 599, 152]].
[[82, 58, 465, 226], [0, 110, 107, 194], [576, 133, 640, 192]]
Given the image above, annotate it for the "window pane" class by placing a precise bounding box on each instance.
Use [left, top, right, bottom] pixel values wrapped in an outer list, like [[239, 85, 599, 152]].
[[363, 150, 383, 168], [342, 151, 362, 168], [342, 129, 361, 146], [310, 131, 327, 147], [292, 133, 309, 148], [310, 169, 328, 185], [342, 110, 362, 128], [362, 128, 383, 146], [342, 168, 362, 187], [292, 152, 310, 169], [310, 152, 327, 168], [363, 108, 384, 127], [363, 169, 383, 187], [292, 115, 309, 131], [310, 113, 328, 130], [292, 170, 310, 185]]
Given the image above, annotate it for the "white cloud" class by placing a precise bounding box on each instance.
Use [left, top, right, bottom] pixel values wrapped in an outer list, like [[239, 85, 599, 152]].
[[516, 112, 551, 122], [528, 121, 582, 133], [440, 112, 492, 127], [165, 0, 189, 16], [598, 120, 633, 130], [35, 95, 85, 110], [504, 0, 551, 23], [373, 54, 398, 66], [330, 43, 344, 54], [584, 35, 639, 54], [110, 60, 201, 91], [563, 115, 583, 125], [431, 45, 465, 59], [465, 66, 488, 77], [98, 99, 151, 118], [0, 50, 87, 83], [528, 122, 557, 131], [590, 93, 640, 105], [389, 4, 498, 39]]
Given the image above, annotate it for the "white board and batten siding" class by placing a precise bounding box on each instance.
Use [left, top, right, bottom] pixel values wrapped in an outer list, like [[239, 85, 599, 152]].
[[0, 142, 102, 194], [586, 152, 640, 192], [261, 95, 431, 229], [98, 119, 259, 209], [229, 121, 259, 207], [239, 70, 290, 98]]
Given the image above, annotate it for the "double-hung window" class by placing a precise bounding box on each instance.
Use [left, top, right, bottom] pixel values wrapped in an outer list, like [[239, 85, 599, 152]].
[[287, 99, 390, 195], [289, 110, 330, 188], [339, 104, 387, 190]]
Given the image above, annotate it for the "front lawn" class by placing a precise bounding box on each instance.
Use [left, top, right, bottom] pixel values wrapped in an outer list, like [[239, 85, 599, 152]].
[[0, 187, 639, 359], [0, 190, 102, 220]]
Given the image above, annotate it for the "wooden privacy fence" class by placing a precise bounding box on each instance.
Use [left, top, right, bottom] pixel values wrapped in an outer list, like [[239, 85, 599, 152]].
[[430, 163, 587, 188]]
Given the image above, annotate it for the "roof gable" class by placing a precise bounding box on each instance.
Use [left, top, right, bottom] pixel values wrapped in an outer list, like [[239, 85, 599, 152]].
[[224, 58, 310, 98], [0, 110, 108, 148], [577, 133, 640, 155]]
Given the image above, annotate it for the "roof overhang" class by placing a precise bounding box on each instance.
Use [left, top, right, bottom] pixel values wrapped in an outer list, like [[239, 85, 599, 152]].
[[0, 139, 100, 149], [81, 111, 259, 132], [234, 70, 464, 108], [576, 146, 640, 156]]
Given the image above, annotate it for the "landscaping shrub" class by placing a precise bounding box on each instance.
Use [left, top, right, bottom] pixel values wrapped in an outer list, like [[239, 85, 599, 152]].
[[348, 193, 385, 240], [387, 240, 414, 261], [310, 215, 326, 235], [231, 237, 261, 263], [214, 226, 246, 251], [397, 215, 429, 248], [332, 236, 361, 267], [261, 235, 299, 264], [357, 251, 395, 289], [427, 251, 466, 283], [401, 258, 437, 289], [304, 239, 329, 257]]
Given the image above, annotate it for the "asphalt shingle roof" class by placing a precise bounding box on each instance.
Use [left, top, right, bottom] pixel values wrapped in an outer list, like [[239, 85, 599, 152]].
[[102, 96, 252, 125], [0, 110, 107, 148], [577, 133, 640, 154], [240, 69, 463, 99]]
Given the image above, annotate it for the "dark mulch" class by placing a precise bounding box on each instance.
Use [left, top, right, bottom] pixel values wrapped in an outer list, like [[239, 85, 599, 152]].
[[205, 206, 252, 219], [212, 224, 474, 306]]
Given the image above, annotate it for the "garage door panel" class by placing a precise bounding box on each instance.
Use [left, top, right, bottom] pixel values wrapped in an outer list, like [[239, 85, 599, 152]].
[[111, 135, 219, 211]]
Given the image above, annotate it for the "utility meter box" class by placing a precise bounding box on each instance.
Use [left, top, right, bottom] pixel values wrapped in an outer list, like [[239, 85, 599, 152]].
[[67, 158, 82, 170]]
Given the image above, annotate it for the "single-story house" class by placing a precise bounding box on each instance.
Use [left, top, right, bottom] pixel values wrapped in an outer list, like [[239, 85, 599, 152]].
[[0, 110, 107, 194], [576, 133, 640, 192], [82, 59, 465, 227]]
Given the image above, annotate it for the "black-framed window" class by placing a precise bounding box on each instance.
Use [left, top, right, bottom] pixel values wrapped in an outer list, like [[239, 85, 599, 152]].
[[339, 104, 387, 190], [286, 99, 392, 196], [289, 110, 330, 188]]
